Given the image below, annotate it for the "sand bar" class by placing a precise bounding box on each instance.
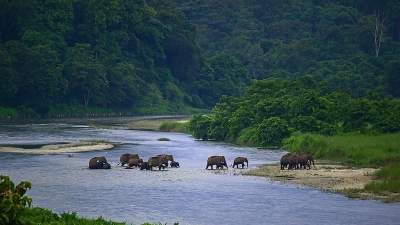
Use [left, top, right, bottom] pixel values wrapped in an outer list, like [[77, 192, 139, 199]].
[[0, 141, 114, 154]]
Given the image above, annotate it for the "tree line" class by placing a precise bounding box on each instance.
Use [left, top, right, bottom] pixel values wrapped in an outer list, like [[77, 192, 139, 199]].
[[0, 0, 248, 117], [188, 77, 400, 147], [1, 0, 399, 118]]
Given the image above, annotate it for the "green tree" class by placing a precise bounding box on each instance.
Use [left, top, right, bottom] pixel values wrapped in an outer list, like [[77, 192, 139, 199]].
[[385, 59, 400, 98], [0, 45, 19, 106], [188, 113, 213, 140], [258, 117, 290, 148], [64, 44, 108, 107]]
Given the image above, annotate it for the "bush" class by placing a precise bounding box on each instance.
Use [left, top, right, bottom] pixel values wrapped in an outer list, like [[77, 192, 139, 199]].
[[0, 175, 32, 225]]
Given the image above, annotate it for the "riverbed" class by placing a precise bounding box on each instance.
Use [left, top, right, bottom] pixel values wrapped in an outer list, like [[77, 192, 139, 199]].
[[1, 116, 399, 225]]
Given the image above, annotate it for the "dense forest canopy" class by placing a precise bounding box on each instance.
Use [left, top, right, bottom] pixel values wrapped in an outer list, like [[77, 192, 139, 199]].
[[0, 0, 399, 117]]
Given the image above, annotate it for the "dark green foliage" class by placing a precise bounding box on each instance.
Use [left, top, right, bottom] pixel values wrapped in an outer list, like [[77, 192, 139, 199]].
[[0, 175, 32, 225], [187, 77, 400, 148], [187, 114, 213, 140], [1, 0, 400, 119], [257, 117, 290, 148]]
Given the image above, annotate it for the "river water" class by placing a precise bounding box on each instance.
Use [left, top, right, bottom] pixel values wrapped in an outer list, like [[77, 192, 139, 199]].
[[0, 116, 399, 225]]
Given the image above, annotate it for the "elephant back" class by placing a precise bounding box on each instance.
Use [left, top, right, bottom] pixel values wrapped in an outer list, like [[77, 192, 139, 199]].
[[89, 156, 107, 165], [156, 154, 174, 166], [234, 157, 248, 163], [120, 153, 139, 165], [280, 153, 295, 163], [207, 155, 226, 164]]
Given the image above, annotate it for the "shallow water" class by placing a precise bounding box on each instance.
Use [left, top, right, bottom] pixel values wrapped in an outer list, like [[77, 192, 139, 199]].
[[1, 116, 399, 225]]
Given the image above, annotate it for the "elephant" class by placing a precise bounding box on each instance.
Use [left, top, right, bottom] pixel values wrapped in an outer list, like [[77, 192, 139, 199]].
[[294, 151, 316, 169], [206, 156, 228, 170], [128, 158, 143, 167], [89, 156, 107, 164], [140, 161, 151, 170], [233, 157, 248, 168], [88, 156, 110, 169], [148, 156, 166, 170], [280, 153, 298, 170], [170, 161, 180, 168], [156, 154, 174, 167], [119, 153, 139, 166]]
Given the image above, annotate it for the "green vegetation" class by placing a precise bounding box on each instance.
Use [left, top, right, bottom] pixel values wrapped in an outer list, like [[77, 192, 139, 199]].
[[159, 121, 188, 132], [20, 207, 177, 225], [187, 78, 400, 146], [0, 175, 32, 225], [282, 132, 400, 167]]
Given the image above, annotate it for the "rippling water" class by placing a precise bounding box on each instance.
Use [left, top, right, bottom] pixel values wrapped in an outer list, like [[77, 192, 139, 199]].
[[1, 117, 400, 225]]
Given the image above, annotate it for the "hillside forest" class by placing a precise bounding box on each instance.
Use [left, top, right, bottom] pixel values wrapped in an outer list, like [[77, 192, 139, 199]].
[[0, 0, 399, 121]]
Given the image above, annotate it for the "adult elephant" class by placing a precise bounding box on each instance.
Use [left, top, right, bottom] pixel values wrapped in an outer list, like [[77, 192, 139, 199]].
[[88, 156, 111, 169], [233, 157, 248, 168], [206, 156, 228, 170], [119, 153, 139, 166], [156, 154, 174, 167], [148, 156, 166, 170], [294, 151, 316, 169], [89, 156, 107, 164], [280, 153, 298, 170], [128, 158, 143, 167]]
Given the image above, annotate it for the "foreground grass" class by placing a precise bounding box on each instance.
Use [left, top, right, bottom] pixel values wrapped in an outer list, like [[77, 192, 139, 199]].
[[282, 132, 400, 200], [21, 207, 177, 225]]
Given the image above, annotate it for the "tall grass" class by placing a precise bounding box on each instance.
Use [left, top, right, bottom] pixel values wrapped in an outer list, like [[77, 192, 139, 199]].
[[283, 132, 400, 167], [159, 121, 188, 132]]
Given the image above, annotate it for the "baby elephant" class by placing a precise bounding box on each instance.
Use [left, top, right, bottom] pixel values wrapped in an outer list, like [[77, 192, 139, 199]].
[[140, 162, 151, 170], [170, 161, 180, 168], [233, 157, 248, 168]]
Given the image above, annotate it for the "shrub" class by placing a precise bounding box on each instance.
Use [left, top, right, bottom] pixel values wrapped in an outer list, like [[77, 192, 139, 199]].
[[0, 175, 32, 225]]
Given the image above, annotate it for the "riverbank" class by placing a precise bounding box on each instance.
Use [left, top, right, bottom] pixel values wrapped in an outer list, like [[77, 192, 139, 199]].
[[245, 162, 400, 202]]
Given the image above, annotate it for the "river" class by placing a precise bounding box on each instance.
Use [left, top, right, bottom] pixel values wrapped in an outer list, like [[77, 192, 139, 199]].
[[0, 116, 399, 225]]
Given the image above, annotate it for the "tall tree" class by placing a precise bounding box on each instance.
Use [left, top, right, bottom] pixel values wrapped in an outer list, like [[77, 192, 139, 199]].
[[64, 44, 108, 107]]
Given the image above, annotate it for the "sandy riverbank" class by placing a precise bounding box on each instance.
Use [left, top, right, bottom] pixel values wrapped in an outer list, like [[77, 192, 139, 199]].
[[244, 163, 400, 202], [246, 163, 377, 190], [0, 141, 114, 154]]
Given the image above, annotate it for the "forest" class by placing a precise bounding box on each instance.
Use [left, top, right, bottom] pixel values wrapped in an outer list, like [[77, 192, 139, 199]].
[[0, 0, 399, 118]]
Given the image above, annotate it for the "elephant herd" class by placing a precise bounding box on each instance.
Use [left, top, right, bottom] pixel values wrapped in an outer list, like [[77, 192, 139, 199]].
[[88, 153, 178, 170], [88, 154, 249, 170], [280, 151, 316, 170]]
